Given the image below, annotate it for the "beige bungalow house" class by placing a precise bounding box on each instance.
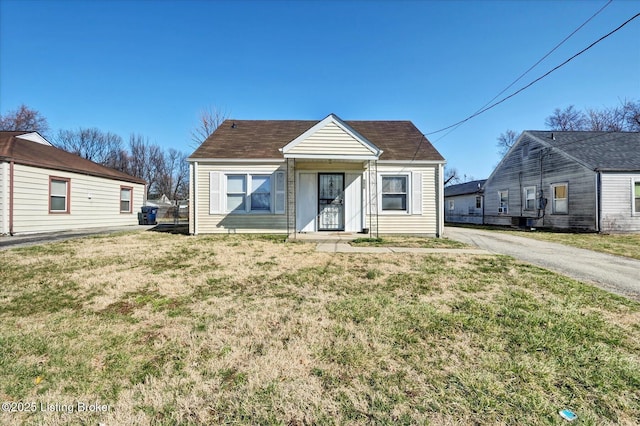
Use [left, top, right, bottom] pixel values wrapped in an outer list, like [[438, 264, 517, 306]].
[[187, 114, 446, 237], [0, 131, 146, 235]]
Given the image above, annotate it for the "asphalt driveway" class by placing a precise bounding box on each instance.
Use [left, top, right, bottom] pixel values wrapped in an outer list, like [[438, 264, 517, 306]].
[[445, 226, 640, 302]]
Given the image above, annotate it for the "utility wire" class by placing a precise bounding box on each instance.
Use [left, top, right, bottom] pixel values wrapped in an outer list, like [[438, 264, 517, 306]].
[[432, 0, 613, 144], [426, 11, 640, 137]]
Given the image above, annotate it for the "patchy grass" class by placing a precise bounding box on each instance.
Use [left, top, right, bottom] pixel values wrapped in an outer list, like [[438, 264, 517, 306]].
[[351, 235, 469, 248], [506, 230, 640, 260], [0, 232, 639, 425]]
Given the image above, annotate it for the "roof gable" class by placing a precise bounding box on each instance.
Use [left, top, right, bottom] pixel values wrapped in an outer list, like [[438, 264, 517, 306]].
[[280, 114, 381, 160], [189, 116, 444, 162]]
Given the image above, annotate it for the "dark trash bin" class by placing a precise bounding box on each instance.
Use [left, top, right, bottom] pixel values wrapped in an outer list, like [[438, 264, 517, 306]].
[[139, 206, 158, 225]]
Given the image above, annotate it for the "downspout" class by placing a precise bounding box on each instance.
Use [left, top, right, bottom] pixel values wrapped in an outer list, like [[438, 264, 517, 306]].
[[9, 161, 14, 235], [192, 161, 198, 235], [596, 171, 601, 233], [437, 162, 444, 237]]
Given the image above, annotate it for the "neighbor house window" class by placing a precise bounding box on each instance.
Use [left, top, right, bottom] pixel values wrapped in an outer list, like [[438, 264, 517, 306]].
[[498, 190, 508, 214], [381, 176, 407, 211], [524, 186, 536, 210], [634, 181, 640, 214], [475, 196, 482, 209], [551, 183, 568, 214], [225, 174, 273, 213], [448, 200, 455, 210], [50, 177, 70, 213], [120, 186, 132, 213]]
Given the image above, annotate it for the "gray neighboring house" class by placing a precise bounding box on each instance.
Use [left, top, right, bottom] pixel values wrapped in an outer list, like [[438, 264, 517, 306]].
[[483, 130, 640, 232], [444, 179, 486, 224]]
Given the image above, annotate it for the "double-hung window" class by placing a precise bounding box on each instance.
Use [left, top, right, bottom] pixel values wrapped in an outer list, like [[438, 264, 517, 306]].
[[120, 186, 132, 213], [524, 186, 536, 211], [226, 175, 247, 212], [551, 183, 568, 214], [225, 174, 272, 213], [50, 177, 70, 213], [634, 181, 640, 214], [498, 190, 508, 214], [381, 175, 407, 212]]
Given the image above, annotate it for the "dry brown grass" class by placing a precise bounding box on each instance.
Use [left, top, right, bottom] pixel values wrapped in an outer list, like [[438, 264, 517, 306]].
[[0, 231, 639, 425]]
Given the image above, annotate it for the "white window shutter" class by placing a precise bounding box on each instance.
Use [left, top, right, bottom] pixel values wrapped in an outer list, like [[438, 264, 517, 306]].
[[274, 171, 286, 214], [412, 171, 422, 215], [210, 172, 221, 214]]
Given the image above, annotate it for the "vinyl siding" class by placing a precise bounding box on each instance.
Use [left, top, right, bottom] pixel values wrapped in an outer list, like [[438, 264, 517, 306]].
[[0, 162, 8, 234], [445, 193, 483, 224], [286, 122, 374, 157], [195, 162, 288, 234], [367, 164, 438, 235], [600, 172, 640, 232], [484, 134, 598, 231], [11, 164, 145, 234]]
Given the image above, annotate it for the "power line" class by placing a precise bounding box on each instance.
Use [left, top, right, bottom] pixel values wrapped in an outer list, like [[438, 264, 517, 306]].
[[426, 11, 640, 137]]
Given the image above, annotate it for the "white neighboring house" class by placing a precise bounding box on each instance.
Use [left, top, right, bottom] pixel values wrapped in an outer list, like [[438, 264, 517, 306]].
[[444, 179, 486, 225], [0, 131, 146, 235], [188, 114, 446, 237]]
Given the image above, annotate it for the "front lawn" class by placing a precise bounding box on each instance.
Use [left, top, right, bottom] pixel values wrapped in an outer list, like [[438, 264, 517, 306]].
[[1, 232, 638, 424]]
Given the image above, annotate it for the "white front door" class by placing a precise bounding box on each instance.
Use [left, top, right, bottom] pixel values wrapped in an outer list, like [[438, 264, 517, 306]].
[[296, 173, 317, 232]]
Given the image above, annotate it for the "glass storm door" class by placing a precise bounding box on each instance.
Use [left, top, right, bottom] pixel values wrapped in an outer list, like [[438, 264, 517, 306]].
[[318, 173, 344, 231]]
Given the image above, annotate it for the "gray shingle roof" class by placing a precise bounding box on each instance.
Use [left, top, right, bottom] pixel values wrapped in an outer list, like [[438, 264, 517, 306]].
[[444, 179, 486, 197], [189, 119, 444, 161], [527, 131, 640, 171]]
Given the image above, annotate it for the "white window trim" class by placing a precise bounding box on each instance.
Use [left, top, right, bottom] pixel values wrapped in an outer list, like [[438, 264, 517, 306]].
[[378, 173, 411, 215], [475, 195, 482, 209], [523, 186, 536, 211], [551, 182, 569, 215], [223, 172, 281, 215], [448, 199, 455, 210], [498, 190, 508, 214]]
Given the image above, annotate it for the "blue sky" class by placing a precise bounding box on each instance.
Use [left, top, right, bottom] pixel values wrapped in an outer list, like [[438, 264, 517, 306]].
[[1, 0, 638, 179]]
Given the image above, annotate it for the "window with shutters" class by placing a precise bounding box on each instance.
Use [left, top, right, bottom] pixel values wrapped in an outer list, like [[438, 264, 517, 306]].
[[215, 171, 285, 214]]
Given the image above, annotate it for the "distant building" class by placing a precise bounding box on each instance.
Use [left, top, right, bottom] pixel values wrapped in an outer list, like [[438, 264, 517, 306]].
[[444, 179, 485, 224]]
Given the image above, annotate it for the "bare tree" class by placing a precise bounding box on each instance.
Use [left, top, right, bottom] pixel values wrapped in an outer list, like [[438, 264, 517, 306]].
[[55, 128, 123, 165], [496, 129, 520, 156], [0, 104, 50, 135], [190, 105, 228, 148], [444, 167, 460, 186], [545, 105, 587, 131], [545, 100, 640, 132], [128, 134, 165, 196]]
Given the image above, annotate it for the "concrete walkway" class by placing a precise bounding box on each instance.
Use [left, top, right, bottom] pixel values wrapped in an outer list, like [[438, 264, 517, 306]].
[[0, 225, 156, 250]]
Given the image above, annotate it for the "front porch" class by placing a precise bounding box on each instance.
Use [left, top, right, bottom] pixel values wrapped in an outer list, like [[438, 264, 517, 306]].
[[285, 158, 380, 238]]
